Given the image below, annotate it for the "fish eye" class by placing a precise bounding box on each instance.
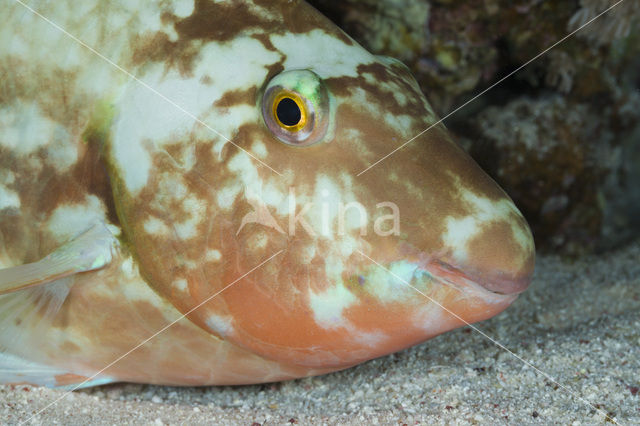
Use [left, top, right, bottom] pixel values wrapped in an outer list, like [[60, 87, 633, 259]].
[[273, 93, 305, 130], [262, 69, 330, 147]]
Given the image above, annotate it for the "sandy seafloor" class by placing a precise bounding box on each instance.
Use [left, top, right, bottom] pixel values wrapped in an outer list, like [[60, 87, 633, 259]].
[[1, 241, 639, 425]]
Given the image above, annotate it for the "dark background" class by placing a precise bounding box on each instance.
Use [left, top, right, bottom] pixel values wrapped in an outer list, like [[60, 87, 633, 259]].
[[309, 0, 640, 255]]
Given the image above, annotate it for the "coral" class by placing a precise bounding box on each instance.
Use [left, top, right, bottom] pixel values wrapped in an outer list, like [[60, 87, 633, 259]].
[[308, 0, 430, 62], [461, 91, 640, 254], [569, 0, 640, 46], [309, 0, 640, 253], [545, 50, 576, 94]]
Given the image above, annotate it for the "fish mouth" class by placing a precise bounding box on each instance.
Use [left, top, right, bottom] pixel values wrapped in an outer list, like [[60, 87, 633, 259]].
[[419, 258, 531, 298]]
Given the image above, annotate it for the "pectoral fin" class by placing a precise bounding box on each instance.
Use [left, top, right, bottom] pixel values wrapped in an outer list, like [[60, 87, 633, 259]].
[[0, 224, 118, 295], [0, 352, 115, 388]]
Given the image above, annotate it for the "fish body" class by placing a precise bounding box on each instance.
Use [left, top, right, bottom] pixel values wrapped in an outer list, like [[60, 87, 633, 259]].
[[0, 0, 535, 387]]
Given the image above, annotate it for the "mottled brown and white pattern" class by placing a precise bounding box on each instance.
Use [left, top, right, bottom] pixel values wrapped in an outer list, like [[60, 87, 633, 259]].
[[0, 0, 534, 387]]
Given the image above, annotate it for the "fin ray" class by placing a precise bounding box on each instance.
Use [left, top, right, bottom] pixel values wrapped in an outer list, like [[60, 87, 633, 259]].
[[0, 352, 115, 388], [0, 223, 117, 295]]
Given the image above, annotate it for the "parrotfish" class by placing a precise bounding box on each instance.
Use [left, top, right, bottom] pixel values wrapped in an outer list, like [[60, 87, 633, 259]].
[[0, 0, 535, 387]]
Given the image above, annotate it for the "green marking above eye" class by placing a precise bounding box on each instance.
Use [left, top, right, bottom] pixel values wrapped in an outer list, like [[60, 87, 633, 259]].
[[261, 69, 332, 147]]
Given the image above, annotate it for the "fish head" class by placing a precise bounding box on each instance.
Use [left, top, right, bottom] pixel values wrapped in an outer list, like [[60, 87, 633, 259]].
[[107, 0, 534, 371]]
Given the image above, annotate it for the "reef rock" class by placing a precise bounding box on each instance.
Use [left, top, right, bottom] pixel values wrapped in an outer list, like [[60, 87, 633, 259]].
[[309, 0, 640, 254]]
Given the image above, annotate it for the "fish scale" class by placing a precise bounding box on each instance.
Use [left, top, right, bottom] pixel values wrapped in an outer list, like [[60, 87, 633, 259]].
[[0, 0, 534, 387]]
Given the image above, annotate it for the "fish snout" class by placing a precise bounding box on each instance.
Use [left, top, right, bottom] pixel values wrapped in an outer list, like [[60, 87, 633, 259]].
[[474, 265, 532, 295], [435, 200, 535, 296]]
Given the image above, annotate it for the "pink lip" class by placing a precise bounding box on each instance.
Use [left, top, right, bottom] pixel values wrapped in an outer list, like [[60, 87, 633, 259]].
[[423, 259, 531, 296]]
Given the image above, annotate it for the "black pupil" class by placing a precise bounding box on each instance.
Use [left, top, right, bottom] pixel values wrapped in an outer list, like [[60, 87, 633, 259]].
[[276, 97, 302, 127]]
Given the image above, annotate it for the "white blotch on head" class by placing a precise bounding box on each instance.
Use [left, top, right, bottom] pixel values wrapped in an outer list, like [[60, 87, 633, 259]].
[[338, 237, 360, 258], [364, 260, 420, 303], [218, 151, 270, 212], [210, 104, 259, 153], [173, 0, 195, 18], [111, 110, 152, 195], [442, 185, 531, 263], [120, 257, 138, 279], [252, 140, 268, 158], [343, 127, 371, 158], [345, 87, 382, 121], [144, 216, 171, 237], [112, 68, 194, 194], [414, 302, 448, 334], [112, 45, 265, 196], [216, 182, 243, 210], [195, 37, 280, 96], [340, 202, 368, 233], [117, 260, 172, 307], [205, 314, 234, 338], [299, 244, 317, 263], [0, 102, 75, 171], [323, 252, 344, 285], [342, 87, 414, 138], [392, 90, 408, 107], [270, 29, 374, 78], [110, 29, 284, 197], [172, 278, 188, 293], [508, 207, 535, 256], [0, 184, 20, 210], [384, 113, 413, 134], [173, 195, 207, 240], [228, 152, 260, 187], [47, 195, 116, 242], [157, 173, 189, 200], [309, 283, 357, 329], [253, 181, 288, 216], [205, 249, 222, 262], [351, 329, 387, 348], [442, 216, 478, 263], [310, 175, 342, 236]]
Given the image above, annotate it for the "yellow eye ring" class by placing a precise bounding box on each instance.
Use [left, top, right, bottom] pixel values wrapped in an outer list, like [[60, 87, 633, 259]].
[[262, 69, 330, 147], [272, 92, 307, 132]]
